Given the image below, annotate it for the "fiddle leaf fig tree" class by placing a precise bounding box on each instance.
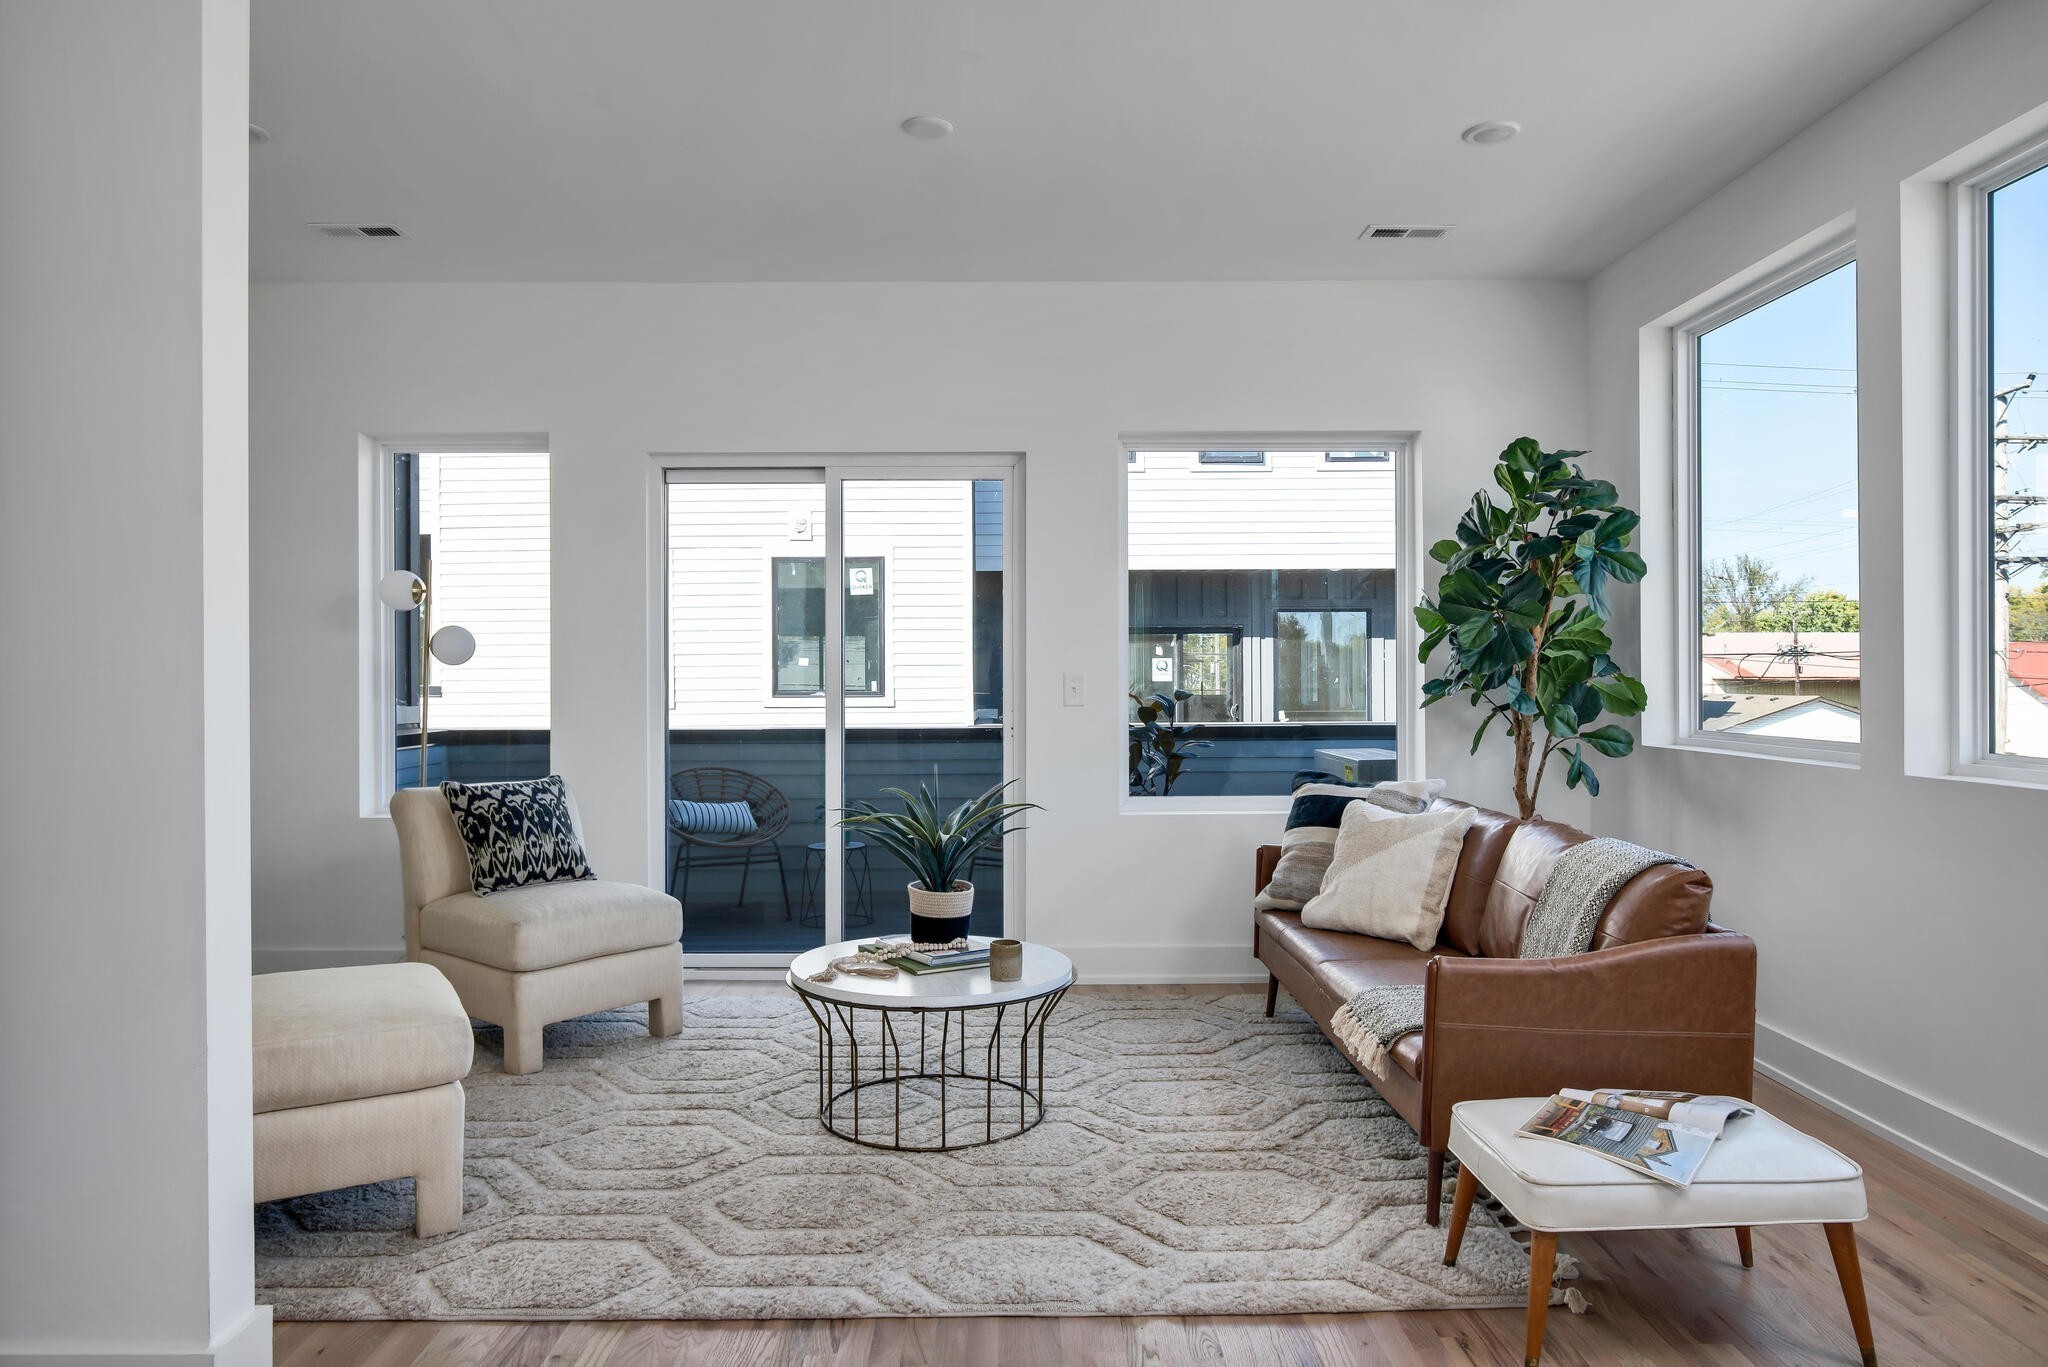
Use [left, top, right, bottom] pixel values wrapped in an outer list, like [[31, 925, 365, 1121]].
[[1415, 438, 1648, 819]]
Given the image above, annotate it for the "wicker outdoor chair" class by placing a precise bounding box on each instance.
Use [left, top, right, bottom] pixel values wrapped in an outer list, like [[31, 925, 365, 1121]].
[[667, 766, 793, 917]]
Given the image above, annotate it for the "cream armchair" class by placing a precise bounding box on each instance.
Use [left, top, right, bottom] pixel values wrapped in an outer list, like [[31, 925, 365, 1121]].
[[390, 784, 683, 1073]]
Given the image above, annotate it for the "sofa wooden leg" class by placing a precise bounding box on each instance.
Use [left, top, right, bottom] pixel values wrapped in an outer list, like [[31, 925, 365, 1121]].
[[414, 1159, 463, 1238], [1734, 1224, 1754, 1268], [1442, 1164, 1479, 1265], [648, 993, 682, 1038], [1525, 1229, 1558, 1366], [1426, 1148, 1446, 1226], [1264, 974, 1278, 1018], [504, 1023, 544, 1075], [1825, 1222, 1878, 1366]]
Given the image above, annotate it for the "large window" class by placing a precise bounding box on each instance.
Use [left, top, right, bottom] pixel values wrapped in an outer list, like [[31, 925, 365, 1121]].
[[1984, 159, 2048, 759], [387, 449, 551, 792], [1125, 445, 1404, 797], [1686, 252, 1860, 748]]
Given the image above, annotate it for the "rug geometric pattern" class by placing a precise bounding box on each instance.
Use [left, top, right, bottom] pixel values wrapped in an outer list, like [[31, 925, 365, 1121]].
[[255, 990, 1539, 1319]]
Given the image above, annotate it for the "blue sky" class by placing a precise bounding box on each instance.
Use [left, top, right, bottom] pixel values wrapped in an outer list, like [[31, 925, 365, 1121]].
[[1695, 161, 2048, 601]]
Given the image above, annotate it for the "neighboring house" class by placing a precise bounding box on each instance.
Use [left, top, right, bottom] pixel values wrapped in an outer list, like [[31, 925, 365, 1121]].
[[1999, 641, 2048, 756], [1700, 693, 1862, 742], [1128, 450, 1398, 724], [414, 452, 552, 732], [1700, 631, 1862, 712]]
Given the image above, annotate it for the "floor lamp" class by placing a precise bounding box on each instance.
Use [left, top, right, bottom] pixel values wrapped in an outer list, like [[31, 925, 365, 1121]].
[[377, 568, 476, 788]]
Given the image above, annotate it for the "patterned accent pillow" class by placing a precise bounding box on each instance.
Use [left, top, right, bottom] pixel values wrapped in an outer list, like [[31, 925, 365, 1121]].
[[1253, 775, 1448, 913], [668, 798, 757, 837], [440, 776, 596, 896]]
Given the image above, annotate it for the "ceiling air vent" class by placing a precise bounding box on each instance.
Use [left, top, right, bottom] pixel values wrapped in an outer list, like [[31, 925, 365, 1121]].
[[311, 223, 405, 238], [1359, 224, 1451, 240]]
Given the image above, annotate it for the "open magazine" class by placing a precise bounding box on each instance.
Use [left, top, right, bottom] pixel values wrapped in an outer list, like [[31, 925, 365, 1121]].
[[1517, 1089, 1755, 1188]]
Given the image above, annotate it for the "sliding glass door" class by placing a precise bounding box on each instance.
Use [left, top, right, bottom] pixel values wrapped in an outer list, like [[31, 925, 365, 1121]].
[[664, 461, 1017, 961]]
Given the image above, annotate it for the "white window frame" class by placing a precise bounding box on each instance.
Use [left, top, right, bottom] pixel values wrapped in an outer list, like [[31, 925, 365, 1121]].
[[356, 432, 550, 818], [1666, 237, 1862, 768], [1949, 134, 2048, 787], [1117, 432, 1421, 814]]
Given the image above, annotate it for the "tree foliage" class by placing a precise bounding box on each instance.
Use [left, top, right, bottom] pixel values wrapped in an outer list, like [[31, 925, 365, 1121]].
[[1416, 438, 1647, 818], [1756, 589, 1860, 633], [2010, 585, 2048, 643], [1702, 554, 1810, 632]]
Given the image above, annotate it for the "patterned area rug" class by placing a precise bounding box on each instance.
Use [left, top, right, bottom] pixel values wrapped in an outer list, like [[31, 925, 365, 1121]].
[[255, 989, 1543, 1319]]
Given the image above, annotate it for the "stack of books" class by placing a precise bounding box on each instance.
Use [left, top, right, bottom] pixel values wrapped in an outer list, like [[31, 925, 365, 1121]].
[[864, 943, 990, 975]]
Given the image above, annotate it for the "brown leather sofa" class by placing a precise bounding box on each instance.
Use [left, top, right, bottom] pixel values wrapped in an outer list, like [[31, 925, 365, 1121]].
[[1254, 797, 1757, 1224]]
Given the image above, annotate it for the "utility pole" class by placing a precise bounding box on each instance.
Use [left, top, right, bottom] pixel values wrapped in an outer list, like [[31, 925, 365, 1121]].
[[1994, 374, 2048, 750]]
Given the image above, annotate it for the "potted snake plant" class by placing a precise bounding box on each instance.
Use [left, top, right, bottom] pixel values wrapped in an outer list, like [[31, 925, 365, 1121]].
[[838, 779, 1038, 943]]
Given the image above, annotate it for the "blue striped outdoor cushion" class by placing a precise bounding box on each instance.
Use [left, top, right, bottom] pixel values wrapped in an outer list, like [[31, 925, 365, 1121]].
[[668, 798, 758, 836]]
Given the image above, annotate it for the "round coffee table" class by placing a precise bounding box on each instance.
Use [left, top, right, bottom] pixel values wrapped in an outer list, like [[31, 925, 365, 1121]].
[[786, 937, 1075, 1152]]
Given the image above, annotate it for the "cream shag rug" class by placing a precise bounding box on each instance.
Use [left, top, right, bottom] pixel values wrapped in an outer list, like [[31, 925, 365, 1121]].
[[256, 990, 1545, 1320]]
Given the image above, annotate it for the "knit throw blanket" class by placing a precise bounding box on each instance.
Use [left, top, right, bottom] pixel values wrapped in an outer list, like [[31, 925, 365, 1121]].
[[1328, 837, 1688, 1076]]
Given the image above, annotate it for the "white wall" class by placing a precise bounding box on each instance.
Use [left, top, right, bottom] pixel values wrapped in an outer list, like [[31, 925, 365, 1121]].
[[0, 1, 268, 1362], [1590, 0, 2048, 1217], [250, 280, 1590, 977]]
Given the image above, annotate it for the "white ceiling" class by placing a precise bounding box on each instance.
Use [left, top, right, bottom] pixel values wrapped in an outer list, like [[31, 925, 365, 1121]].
[[251, 0, 1986, 283]]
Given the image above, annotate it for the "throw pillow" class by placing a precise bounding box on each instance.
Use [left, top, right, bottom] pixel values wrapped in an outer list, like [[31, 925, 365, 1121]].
[[440, 775, 596, 896], [1300, 801, 1477, 950], [1252, 776, 1449, 912], [668, 798, 758, 836]]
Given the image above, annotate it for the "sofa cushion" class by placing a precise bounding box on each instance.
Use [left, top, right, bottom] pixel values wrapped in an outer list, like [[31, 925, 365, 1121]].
[[1302, 802, 1475, 949], [1316, 948, 1447, 1082], [1594, 862, 1714, 947], [419, 879, 682, 973], [252, 963, 472, 1114], [1478, 818, 1590, 958], [1427, 798, 1519, 955]]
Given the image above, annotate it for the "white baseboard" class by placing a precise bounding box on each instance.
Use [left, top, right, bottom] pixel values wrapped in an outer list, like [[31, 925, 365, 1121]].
[[4, 1304, 272, 1367], [1756, 1021, 2048, 1223], [251, 946, 400, 974]]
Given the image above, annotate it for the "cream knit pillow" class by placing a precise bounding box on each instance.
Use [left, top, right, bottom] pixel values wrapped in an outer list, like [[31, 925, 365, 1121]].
[[1299, 801, 1476, 950]]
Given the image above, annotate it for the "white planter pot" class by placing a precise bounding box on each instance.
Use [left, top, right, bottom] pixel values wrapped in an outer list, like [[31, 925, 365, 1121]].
[[907, 880, 974, 942]]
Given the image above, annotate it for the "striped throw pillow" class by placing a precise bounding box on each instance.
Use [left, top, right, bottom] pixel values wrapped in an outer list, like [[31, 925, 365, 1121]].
[[1253, 775, 1447, 913], [668, 799, 758, 837]]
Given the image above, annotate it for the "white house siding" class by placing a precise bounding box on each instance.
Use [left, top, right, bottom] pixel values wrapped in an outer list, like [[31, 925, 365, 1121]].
[[418, 451, 551, 729], [1127, 451, 1396, 571], [667, 479, 977, 729]]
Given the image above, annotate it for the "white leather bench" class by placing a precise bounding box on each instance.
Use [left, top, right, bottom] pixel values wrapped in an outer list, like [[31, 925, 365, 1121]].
[[1443, 1096, 1875, 1367], [252, 963, 473, 1236]]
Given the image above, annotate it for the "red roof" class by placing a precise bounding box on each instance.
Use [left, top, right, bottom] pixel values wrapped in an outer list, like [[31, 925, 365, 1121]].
[[2008, 641, 2048, 704]]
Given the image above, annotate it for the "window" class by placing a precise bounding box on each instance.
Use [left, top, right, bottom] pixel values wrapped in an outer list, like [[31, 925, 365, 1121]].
[[1125, 444, 1406, 798], [1683, 250, 1860, 748], [386, 449, 551, 793], [1983, 158, 2048, 759], [771, 556, 885, 696]]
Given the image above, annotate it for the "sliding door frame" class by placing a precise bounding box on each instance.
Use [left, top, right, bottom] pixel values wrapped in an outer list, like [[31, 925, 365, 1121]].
[[652, 453, 1025, 972]]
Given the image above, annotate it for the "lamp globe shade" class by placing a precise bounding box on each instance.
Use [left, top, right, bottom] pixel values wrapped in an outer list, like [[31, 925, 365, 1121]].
[[377, 570, 425, 611], [429, 624, 476, 666]]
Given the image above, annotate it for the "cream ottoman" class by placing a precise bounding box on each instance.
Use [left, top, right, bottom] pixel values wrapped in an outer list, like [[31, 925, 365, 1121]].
[[1442, 1096, 1875, 1367], [253, 963, 473, 1236]]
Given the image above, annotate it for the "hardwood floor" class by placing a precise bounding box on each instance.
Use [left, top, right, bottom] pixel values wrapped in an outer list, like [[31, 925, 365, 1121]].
[[273, 984, 2048, 1366]]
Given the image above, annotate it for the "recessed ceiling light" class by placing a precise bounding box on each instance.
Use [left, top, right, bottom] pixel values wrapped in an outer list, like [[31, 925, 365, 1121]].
[[1461, 120, 1520, 146], [249, 123, 272, 144], [900, 115, 953, 140]]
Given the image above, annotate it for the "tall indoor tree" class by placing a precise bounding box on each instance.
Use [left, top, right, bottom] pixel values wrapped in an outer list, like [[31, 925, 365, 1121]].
[[1415, 438, 1649, 819]]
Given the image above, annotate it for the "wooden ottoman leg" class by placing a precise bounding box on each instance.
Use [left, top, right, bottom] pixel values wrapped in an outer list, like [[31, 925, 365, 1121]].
[[1425, 1149, 1446, 1226], [1734, 1225, 1754, 1268], [1442, 1164, 1479, 1265], [1264, 974, 1278, 1018], [1824, 1222, 1878, 1366], [1525, 1230, 1557, 1367]]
